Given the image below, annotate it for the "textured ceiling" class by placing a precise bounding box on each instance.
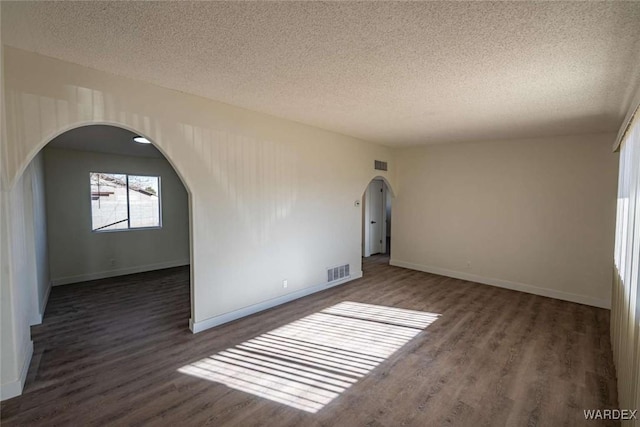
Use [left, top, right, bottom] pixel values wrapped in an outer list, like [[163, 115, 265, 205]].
[[48, 125, 164, 158], [3, 1, 640, 146]]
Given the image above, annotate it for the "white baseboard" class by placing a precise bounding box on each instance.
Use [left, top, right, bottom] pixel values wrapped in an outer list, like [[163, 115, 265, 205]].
[[51, 259, 190, 286], [0, 340, 33, 401], [390, 259, 610, 309], [190, 271, 363, 333], [30, 312, 42, 326]]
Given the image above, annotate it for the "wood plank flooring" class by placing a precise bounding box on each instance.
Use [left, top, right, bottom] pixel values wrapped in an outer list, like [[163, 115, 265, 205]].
[[1, 256, 618, 426]]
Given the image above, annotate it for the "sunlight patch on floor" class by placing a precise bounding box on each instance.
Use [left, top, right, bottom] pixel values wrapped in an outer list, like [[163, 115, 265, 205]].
[[178, 301, 439, 413]]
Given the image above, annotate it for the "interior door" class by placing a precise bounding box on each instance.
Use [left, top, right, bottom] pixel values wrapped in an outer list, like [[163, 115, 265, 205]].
[[369, 180, 384, 255]]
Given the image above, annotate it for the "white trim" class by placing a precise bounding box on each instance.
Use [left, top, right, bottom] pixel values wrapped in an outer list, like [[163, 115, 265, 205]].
[[390, 259, 611, 309], [51, 259, 190, 286], [40, 282, 51, 318], [190, 271, 363, 333], [30, 313, 42, 326], [30, 282, 52, 326], [381, 182, 388, 254], [363, 184, 371, 258], [0, 340, 33, 401]]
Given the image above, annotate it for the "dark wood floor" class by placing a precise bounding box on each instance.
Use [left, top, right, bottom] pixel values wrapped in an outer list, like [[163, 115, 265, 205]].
[[1, 256, 618, 426]]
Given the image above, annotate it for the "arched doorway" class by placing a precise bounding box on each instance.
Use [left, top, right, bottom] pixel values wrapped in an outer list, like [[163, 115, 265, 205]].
[[362, 176, 393, 260], [18, 124, 193, 329]]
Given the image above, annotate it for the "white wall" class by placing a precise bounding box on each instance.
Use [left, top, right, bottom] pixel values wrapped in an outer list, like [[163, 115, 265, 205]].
[[43, 147, 189, 285], [392, 133, 619, 308], [0, 185, 33, 401], [0, 47, 394, 397], [0, 155, 46, 399]]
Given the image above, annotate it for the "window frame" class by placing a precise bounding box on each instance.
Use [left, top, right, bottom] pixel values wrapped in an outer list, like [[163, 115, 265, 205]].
[[89, 172, 163, 233]]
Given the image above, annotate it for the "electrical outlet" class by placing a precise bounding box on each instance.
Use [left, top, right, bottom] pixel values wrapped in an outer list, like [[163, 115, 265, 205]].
[[283, 280, 288, 289], [466, 261, 471, 269], [110, 259, 116, 267]]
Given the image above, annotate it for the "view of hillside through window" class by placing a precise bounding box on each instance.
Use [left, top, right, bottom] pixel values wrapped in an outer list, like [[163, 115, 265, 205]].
[[90, 172, 161, 231]]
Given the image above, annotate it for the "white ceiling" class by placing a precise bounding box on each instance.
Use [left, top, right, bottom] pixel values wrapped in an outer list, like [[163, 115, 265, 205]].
[[48, 125, 164, 158], [3, 1, 640, 146]]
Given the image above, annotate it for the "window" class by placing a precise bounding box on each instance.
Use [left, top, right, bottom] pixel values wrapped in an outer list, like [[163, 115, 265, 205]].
[[90, 172, 161, 231], [611, 110, 640, 412]]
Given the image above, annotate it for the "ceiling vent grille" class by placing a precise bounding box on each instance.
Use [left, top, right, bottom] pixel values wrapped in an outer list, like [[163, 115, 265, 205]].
[[328, 264, 350, 283], [374, 160, 388, 171]]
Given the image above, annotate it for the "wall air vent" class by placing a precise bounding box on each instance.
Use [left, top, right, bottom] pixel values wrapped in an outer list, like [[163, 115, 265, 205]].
[[374, 160, 388, 171], [327, 264, 350, 283]]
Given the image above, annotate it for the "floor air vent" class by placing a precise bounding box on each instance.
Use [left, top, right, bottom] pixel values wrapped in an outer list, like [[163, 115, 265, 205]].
[[328, 264, 350, 283]]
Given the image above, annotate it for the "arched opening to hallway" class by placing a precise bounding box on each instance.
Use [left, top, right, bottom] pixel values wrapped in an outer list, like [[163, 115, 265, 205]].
[[361, 176, 393, 264]]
